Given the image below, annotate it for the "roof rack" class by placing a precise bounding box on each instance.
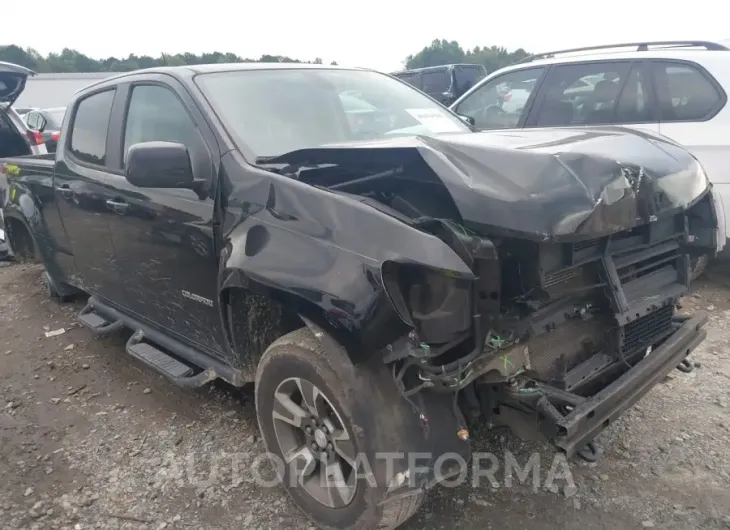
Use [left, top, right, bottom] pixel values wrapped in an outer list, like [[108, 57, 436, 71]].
[[514, 40, 730, 65]]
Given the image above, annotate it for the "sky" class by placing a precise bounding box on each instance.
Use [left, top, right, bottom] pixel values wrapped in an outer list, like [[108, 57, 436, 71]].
[[5, 0, 730, 72]]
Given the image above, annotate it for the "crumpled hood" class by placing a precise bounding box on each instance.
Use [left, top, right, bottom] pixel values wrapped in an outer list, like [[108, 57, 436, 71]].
[[266, 126, 711, 241]]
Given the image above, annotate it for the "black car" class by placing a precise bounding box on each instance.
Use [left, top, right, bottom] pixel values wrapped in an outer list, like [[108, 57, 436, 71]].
[[24, 107, 65, 152], [0, 62, 719, 530], [392, 63, 487, 105]]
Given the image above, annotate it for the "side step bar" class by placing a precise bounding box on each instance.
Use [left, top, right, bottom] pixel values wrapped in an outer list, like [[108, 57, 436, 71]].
[[125, 330, 217, 388], [77, 297, 246, 388]]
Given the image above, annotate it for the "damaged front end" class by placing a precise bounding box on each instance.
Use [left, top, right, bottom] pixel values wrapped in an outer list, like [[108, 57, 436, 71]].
[[263, 126, 713, 486]]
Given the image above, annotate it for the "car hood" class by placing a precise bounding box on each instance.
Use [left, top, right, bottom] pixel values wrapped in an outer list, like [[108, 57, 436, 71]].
[[0, 61, 34, 106], [264, 126, 711, 241]]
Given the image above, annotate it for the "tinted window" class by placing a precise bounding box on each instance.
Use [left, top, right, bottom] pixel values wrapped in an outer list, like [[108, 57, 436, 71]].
[[533, 62, 631, 127], [455, 67, 544, 130], [395, 72, 420, 89], [69, 90, 115, 166], [123, 85, 202, 165], [196, 69, 469, 159], [651, 61, 723, 121], [615, 65, 652, 123], [421, 69, 450, 94], [454, 66, 486, 95]]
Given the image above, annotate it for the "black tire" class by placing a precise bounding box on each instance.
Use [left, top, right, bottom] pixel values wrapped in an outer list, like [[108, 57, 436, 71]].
[[255, 328, 425, 530]]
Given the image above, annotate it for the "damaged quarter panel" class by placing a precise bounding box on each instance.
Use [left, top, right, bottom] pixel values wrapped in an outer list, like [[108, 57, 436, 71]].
[[218, 150, 475, 364]]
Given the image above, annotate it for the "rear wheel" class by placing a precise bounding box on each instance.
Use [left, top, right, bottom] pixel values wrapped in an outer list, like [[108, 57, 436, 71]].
[[255, 328, 425, 530]]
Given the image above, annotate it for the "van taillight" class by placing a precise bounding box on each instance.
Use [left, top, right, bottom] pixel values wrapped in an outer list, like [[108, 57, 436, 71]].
[[26, 130, 44, 145], [51, 132, 60, 142]]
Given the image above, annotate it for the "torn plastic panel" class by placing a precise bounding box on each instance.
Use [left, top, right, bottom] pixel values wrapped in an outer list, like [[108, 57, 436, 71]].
[[263, 126, 712, 242]]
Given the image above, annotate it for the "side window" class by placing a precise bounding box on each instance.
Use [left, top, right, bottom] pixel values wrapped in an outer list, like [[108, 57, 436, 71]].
[[123, 85, 202, 165], [651, 61, 724, 121], [69, 89, 116, 166], [396, 73, 420, 89], [615, 65, 652, 123], [532, 62, 631, 127], [454, 67, 545, 130], [421, 69, 450, 94]]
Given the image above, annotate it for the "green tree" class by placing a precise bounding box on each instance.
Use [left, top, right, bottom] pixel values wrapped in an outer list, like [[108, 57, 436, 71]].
[[0, 46, 335, 72], [403, 40, 530, 74]]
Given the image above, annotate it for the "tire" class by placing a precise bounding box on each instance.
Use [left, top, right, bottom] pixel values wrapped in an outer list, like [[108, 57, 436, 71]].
[[255, 328, 425, 530], [690, 254, 710, 281]]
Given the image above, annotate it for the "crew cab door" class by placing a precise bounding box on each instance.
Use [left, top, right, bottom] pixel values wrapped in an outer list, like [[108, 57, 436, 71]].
[[53, 87, 126, 303], [103, 78, 226, 356]]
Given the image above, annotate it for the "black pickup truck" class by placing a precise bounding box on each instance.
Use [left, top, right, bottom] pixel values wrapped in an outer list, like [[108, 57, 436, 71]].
[[0, 62, 718, 529]]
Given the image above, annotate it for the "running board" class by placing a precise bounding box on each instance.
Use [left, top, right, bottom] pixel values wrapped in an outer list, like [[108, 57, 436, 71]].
[[75, 297, 242, 387], [126, 331, 216, 388], [78, 300, 125, 334]]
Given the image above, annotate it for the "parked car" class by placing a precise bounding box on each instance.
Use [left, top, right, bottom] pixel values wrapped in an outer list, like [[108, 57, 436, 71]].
[[392, 63, 487, 105], [450, 40, 730, 276], [1, 62, 48, 158], [1, 62, 716, 529], [23, 107, 65, 152]]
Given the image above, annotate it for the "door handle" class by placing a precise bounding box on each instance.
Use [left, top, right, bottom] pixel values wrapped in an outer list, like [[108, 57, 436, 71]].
[[55, 185, 73, 199], [106, 199, 130, 215]]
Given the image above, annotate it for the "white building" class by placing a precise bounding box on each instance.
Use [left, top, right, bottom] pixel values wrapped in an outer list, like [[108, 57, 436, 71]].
[[14, 72, 120, 109]]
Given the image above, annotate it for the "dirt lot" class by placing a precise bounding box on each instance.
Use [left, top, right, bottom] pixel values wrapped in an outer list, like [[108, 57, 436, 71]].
[[1, 262, 729, 530]]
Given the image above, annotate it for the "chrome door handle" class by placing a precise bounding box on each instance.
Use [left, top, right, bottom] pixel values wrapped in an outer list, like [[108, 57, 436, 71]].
[[55, 186, 73, 199]]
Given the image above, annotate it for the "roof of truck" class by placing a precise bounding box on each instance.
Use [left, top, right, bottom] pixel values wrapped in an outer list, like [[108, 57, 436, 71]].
[[78, 62, 371, 93]]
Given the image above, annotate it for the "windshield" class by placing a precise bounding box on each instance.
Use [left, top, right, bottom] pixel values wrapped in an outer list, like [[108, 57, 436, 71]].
[[195, 68, 469, 159], [45, 108, 66, 129]]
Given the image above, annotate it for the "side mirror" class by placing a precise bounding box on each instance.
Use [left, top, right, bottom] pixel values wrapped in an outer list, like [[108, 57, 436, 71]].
[[125, 141, 197, 189]]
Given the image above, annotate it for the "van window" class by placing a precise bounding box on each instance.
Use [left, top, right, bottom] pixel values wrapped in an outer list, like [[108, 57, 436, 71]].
[[421, 69, 451, 94], [69, 89, 115, 166], [395, 72, 420, 89]]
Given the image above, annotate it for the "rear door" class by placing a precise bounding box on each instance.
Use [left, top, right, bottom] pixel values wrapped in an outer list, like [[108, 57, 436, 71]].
[[53, 87, 126, 303], [524, 60, 659, 134]]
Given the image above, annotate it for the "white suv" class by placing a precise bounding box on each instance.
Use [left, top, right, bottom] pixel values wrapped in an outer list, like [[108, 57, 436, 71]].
[[451, 40, 730, 266]]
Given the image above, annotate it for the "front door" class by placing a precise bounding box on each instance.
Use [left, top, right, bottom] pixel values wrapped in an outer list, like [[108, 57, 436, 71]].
[[104, 81, 225, 355], [53, 87, 125, 303]]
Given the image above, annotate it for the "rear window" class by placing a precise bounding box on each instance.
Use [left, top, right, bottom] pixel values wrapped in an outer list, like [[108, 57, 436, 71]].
[[421, 69, 451, 94], [69, 90, 115, 167], [454, 66, 486, 93], [651, 61, 725, 121]]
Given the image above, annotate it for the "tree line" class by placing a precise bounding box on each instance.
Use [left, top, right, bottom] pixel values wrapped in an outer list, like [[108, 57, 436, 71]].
[[0, 40, 530, 75]]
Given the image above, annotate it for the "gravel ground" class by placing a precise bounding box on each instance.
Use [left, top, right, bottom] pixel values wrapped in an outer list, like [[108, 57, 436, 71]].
[[1, 261, 729, 530]]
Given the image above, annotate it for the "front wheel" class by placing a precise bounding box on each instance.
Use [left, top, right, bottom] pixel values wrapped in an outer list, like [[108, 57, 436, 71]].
[[255, 328, 425, 530]]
